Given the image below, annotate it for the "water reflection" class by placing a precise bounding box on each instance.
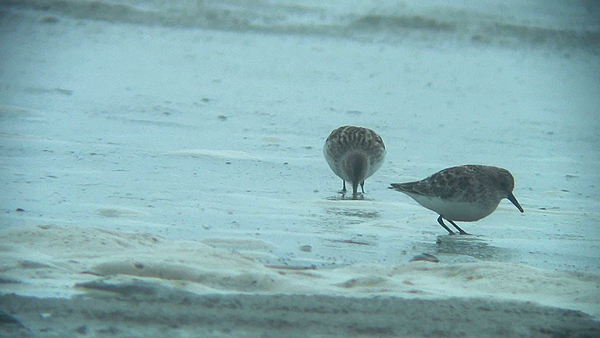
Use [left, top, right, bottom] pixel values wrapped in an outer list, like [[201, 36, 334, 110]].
[[325, 194, 375, 201], [325, 208, 380, 219], [422, 235, 513, 262]]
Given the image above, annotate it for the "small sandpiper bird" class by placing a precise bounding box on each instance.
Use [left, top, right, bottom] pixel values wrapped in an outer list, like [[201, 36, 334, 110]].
[[324, 126, 386, 198], [389, 164, 524, 234]]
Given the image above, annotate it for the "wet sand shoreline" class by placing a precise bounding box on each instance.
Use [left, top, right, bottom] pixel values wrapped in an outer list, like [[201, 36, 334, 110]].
[[3, 291, 600, 337]]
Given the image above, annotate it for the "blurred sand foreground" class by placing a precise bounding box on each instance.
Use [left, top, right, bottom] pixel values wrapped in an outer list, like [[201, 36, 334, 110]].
[[1, 225, 599, 337]]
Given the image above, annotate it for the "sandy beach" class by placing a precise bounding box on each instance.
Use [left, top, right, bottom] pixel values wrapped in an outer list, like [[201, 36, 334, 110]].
[[1, 225, 599, 337], [1, 0, 599, 336]]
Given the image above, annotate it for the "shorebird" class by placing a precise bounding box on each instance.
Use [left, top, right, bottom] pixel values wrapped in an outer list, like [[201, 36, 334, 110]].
[[324, 126, 386, 198], [390, 164, 524, 234]]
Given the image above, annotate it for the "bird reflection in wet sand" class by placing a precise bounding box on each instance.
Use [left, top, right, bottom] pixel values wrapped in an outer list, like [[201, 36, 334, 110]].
[[389, 165, 524, 235], [324, 126, 386, 199]]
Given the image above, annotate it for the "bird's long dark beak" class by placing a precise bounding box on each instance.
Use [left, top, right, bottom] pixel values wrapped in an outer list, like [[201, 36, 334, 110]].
[[507, 192, 524, 213]]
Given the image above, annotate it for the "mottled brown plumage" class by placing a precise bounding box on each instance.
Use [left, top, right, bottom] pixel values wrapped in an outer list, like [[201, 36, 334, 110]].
[[390, 165, 523, 234], [324, 126, 386, 198]]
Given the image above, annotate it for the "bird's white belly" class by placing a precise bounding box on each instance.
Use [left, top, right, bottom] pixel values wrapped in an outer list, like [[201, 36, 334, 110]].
[[325, 150, 375, 183], [408, 194, 498, 222]]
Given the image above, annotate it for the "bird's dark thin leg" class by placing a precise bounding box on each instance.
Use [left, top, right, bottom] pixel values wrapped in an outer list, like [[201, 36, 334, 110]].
[[437, 216, 455, 235], [341, 181, 347, 194], [352, 181, 359, 199], [360, 181, 365, 193], [446, 219, 469, 235]]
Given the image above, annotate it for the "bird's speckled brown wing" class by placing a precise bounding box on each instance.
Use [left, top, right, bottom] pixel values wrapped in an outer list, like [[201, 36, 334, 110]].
[[390, 165, 485, 201], [325, 126, 385, 155]]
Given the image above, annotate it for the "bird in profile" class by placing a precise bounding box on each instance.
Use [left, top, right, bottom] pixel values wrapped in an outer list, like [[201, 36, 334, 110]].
[[324, 126, 386, 199], [389, 164, 524, 234]]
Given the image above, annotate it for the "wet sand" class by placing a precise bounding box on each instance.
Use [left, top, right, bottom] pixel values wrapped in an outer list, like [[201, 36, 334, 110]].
[[1, 2, 599, 337]]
